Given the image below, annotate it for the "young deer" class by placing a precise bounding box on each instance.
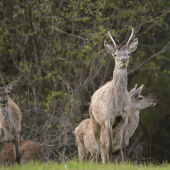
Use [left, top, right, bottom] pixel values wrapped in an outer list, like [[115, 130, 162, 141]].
[[0, 140, 46, 165], [90, 28, 138, 163], [73, 119, 91, 161], [74, 85, 157, 163], [0, 77, 21, 164]]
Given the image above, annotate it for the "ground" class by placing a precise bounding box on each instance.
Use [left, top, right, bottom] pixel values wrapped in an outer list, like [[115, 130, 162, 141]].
[[0, 161, 170, 170]]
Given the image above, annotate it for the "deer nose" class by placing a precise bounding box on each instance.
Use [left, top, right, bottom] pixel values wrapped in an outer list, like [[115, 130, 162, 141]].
[[1, 99, 7, 104], [154, 99, 158, 103], [121, 58, 127, 63]]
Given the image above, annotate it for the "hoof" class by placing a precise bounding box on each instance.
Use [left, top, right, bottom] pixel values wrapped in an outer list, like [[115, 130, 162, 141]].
[[16, 157, 20, 165]]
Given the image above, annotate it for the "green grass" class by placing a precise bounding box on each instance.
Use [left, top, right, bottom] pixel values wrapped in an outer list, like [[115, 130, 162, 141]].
[[0, 161, 170, 170]]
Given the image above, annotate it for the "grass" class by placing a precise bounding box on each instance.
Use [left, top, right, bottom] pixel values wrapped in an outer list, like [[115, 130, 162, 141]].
[[0, 161, 170, 170]]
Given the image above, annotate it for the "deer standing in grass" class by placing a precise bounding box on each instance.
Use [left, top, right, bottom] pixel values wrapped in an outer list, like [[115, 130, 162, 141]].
[[90, 28, 138, 163], [0, 140, 46, 165], [0, 77, 21, 164], [74, 85, 157, 163]]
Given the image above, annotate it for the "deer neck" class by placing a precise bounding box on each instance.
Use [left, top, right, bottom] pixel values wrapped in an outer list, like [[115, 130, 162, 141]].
[[110, 66, 129, 113], [112, 66, 128, 98], [130, 105, 140, 119], [0, 105, 12, 129]]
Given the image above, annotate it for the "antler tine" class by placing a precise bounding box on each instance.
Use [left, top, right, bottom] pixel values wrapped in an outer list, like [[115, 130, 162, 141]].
[[108, 31, 116, 47], [126, 28, 134, 45]]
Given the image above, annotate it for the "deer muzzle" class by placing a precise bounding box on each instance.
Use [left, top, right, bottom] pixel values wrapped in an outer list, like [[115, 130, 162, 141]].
[[1, 99, 7, 106], [121, 58, 127, 64], [151, 99, 158, 106]]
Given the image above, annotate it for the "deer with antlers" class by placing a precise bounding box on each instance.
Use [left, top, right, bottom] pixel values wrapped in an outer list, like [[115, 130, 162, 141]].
[[0, 77, 21, 164], [74, 84, 157, 163], [90, 28, 138, 163]]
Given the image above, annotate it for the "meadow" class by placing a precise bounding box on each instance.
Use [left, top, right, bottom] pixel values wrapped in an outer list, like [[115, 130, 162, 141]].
[[0, 161, 170, 170]]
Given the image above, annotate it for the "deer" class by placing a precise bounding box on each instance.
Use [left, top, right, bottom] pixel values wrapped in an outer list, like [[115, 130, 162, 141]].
[[100, 84, 157, 163], [0, 140, 46, 165], [90, 28, 138, 163], [73, 119, 91, 161], [74, 84, 157, 163], [0, 77, 21, 164]]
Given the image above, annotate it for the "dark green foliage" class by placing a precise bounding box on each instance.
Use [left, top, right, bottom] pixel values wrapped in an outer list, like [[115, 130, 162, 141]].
[[0, 0, 170, 162]]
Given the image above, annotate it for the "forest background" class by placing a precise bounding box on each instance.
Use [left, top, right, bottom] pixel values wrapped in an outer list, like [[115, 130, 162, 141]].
[[0, 0, 170, 163]]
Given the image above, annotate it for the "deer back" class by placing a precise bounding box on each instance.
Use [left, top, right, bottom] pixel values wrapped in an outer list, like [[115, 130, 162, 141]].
[[0, 140, 46, 165]]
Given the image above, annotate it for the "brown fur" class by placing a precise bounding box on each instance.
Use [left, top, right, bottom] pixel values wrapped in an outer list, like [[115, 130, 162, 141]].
[[0, 77, 21, 164], [0, 140, 46, 165], [74, 119, 91, 161]]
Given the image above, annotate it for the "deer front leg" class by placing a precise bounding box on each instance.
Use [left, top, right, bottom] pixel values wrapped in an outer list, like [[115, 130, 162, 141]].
[[0, 142, 5, 153], [13, 135, 20, 164], [120, 117, 128, 164], [101, 144, 107, 164], [78, 146, 87, 162], [105, 120, 113, 163], [91, 115, 101, 163]]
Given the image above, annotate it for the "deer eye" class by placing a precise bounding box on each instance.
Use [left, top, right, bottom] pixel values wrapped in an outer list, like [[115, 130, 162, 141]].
[[139, 97, 143, 100], [113, 53, 117, 57], [7, 92, 10, 95], [128, 53, 130, 56]]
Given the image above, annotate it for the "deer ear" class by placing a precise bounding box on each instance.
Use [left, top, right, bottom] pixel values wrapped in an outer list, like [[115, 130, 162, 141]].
[[129, 38, 138, 52], [129, 84, 138, 96], [131, 84, 144, 101], [104, 40, 115, 55], [6, 77, 20, 91]]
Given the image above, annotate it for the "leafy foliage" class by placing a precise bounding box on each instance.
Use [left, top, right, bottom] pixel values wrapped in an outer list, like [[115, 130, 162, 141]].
[[0, 0, 170, 162]]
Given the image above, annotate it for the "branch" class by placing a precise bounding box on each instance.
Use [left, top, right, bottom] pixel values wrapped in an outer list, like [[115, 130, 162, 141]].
[[29, 6, 41, 66], [128, 41, 170, 75], [127, 132, 142, 156], [159, 55, 170, 62], [12, 57, 35, 84], [54, 28, 86, 48]]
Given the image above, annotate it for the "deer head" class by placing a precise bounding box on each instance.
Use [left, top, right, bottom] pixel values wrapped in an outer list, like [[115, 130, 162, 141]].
[[130, 84, 157, 110], [104, 28, 138, 69], [0, 77, 20, 107]]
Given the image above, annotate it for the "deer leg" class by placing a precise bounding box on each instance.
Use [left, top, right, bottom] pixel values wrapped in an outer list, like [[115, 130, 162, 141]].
[[114, 151, 121, 163], [120, 117, 128, 164], [13, 135, 20, 164], [101, 144, 107, 164], [0, 142, 5, 153], [105, 120, 113, 163], [91, 115, 101, 163], [90, 154, 96, 163], [78, 146, 87, 162], [88, 154, 93, 161]]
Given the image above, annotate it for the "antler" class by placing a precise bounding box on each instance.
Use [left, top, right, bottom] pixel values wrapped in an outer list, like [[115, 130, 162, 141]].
[[126, 28, 134, 45], [108, 31, 116, 47]]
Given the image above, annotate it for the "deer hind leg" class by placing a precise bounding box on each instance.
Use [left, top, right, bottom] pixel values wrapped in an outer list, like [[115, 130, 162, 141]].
[[90, 153, 96, 163], [13, 135, 20, 164], [120, 117, 128, 164], [91, 115, 101, 163], [114, 151, 121, 163], [105, 120, 113, 163]]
